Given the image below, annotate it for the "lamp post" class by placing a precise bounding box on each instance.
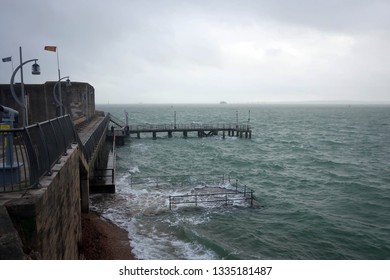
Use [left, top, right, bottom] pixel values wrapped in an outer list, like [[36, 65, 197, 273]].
[[53, 76, 71, 116], [174, 110, 177, 129], [9, 46, 40, 127], [44, 46, 65, 115]]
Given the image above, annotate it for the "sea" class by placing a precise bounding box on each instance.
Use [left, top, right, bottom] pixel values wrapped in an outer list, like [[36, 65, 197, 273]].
[[92, 104, 390, 260]]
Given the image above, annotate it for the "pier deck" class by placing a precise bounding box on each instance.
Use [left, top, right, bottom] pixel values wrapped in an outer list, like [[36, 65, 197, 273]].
[[125, 123, 252, 139]]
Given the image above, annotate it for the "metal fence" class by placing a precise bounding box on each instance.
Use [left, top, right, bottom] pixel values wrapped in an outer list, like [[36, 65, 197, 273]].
[[75, 113, 110, 163], [168, 187, 255, 209], [0, 115, 76, 193], [129, 174, 256, 209], [127, 123, 251, 132]]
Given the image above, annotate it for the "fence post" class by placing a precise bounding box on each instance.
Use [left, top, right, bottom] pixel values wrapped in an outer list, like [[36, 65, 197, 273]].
[[250, 190, 254, 207], [36, 123, 52, 176], [169, 196, 171, 210], [111, 169, 114, 184]]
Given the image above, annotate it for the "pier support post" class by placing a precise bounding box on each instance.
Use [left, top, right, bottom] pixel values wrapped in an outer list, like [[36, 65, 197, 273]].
[[153, 132, 157, 139], [183, 131, 187, 138], [168, 131, 172, 138], [80, 172, 89, 213], [223, 130, 225, 139], [137, 132, 140, 139]]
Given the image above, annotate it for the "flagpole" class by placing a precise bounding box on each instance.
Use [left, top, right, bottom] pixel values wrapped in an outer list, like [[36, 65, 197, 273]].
[[56, 47, 63, 116], [19, 46, 27, 126]]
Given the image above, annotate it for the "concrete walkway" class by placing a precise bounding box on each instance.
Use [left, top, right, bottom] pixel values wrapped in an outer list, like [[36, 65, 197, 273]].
[[77, 116, 107, 145]]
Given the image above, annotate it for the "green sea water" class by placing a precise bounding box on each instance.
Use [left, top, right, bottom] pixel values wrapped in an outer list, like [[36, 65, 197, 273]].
[[93, 104, 390, 259]]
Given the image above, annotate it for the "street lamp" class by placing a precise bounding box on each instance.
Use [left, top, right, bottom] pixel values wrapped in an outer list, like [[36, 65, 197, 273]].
[[53, 76, 71, 116], [9, 46, 40, 127]]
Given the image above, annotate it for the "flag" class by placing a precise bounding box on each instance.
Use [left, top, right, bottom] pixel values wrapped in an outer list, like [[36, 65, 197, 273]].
[[2, 56, 12, 62], [44, 46, 57, 52]]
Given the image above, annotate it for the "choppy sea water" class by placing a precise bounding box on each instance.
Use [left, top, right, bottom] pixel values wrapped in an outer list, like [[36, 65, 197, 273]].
[[93, 104, 390, 260]]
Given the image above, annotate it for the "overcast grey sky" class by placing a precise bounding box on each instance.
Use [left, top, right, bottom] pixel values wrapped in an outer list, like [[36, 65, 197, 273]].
[[1, 0, 389, 104]]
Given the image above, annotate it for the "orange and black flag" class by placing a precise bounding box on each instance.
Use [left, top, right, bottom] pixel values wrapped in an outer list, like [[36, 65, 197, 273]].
[[44, 46, 57, 52]]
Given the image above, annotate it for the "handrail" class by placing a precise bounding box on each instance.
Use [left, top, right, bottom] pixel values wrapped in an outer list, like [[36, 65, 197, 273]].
[[129, 174, 255, 209], [1, 113, 111, 193], [1, 115, 76, 192], [127, 123, 251, 132], [169, 189, 255, 209], [76, 114, 110, 163]]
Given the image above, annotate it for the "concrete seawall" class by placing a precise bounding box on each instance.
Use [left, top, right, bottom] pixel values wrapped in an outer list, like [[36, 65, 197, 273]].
[[1, 144, 82, 259]]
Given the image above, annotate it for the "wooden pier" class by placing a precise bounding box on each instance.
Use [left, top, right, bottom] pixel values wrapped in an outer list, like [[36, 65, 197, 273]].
[[125, 123, 252, 139]]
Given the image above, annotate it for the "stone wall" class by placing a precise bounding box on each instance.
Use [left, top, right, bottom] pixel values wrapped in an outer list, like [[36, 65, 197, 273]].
[[4, 144, 82, 259], [0, 82, 95, 126]]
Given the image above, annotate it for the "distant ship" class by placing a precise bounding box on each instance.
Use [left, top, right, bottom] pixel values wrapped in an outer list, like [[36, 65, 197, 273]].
[[219, 101, 227, 104]]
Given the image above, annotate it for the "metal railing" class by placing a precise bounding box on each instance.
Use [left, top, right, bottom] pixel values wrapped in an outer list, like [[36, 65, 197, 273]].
[[78, 114, 110, 163], [169, 188, 255, 210], [1, 112, 111, 193], [129, 174, 256, 209], [127, 123, 251, 132], [93, 130, 116, 185], [1, 115, 76, 192]]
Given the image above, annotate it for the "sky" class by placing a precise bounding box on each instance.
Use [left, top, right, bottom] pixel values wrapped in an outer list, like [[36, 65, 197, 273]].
[[1, 0, 390, 104]]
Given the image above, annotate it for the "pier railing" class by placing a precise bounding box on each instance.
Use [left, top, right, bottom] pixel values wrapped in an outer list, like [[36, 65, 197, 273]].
[[129, 174, 256, 209], [127, 123, 251, 132], [77, 114, 110, 163], [168, 187, 254, 209], [0, 115, 76, 193]]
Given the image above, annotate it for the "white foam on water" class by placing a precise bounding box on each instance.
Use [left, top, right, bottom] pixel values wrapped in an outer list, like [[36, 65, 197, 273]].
[[127, 217, 218, 260], [128, 166, 140, 174], [92, 173, 252, 259]]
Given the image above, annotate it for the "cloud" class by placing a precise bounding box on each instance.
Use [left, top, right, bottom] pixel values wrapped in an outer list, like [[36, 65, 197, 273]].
[[1, 0, 390, 103]]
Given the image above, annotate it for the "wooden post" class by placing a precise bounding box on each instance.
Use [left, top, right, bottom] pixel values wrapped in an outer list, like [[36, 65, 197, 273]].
[[153, 132, 156, 139], [223, 130, 225, 139]]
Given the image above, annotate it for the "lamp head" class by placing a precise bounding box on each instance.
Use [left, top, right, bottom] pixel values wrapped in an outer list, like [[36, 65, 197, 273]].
[[66, 78, 71, 87], [31, 60, 40, 75]]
